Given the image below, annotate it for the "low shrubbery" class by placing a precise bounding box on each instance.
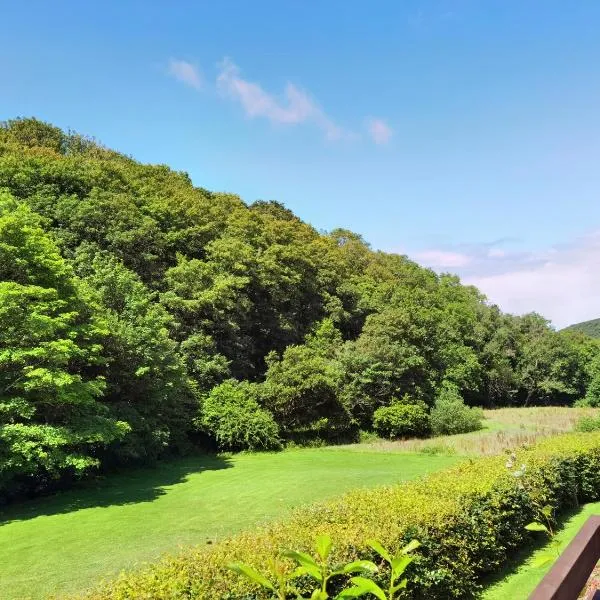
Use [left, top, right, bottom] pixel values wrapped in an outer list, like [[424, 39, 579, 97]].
[[81, 432, 600, 599], [373, 401, 430, 439], [430, 383, 484, 436], [575, 415, 600, 432], [198, 380, 281, 451]]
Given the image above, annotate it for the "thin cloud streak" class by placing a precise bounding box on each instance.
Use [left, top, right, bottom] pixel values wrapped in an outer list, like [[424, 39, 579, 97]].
[[168, 59, 203, 90], [366, 117, 393, 144], [216, 58, 349, 140]]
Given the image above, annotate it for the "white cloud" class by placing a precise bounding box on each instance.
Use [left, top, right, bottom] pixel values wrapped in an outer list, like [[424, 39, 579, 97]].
[[410, 232, 600, 328], [216, 58, 348, 140], [366, 118, 393, 144], [414, 250, 472, 268], [168, 59, 202, 90]]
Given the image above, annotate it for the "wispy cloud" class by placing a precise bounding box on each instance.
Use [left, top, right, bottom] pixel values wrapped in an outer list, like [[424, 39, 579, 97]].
[[414, 249, 471, 268], [168, 59, 202, 90], [216, 58, 348, 140], [366, 118, 393, 144], [409, 233, 600, 328]]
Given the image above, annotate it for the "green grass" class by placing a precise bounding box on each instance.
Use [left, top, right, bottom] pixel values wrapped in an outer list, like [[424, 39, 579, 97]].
[[0, 448, 459, 600], [482, 501, 600, 599]]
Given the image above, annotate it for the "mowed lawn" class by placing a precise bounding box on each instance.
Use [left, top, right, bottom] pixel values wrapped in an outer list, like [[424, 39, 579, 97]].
[[0, 448, 459, 600]]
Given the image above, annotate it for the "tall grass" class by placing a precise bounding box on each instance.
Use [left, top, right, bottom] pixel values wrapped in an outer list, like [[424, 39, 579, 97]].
[[343, 407, 600, 456]]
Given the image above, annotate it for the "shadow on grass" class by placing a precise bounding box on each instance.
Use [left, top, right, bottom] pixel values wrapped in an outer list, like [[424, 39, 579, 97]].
[[0, 453, 232, 526], [480, 504, 583, 592]]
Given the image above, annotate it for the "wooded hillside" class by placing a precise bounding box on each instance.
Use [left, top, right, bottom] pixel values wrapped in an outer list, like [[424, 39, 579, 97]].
[[2, 117, 600, 500]]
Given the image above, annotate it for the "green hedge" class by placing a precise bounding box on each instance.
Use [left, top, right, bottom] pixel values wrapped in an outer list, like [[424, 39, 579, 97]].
[[80, 433, 600, 599]]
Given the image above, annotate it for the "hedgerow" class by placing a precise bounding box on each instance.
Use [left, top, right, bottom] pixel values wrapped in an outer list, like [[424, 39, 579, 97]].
[[78, 433, 600, 599]]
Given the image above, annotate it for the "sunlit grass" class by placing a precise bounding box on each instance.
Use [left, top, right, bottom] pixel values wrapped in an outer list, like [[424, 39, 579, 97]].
[[0, 449, 458, 600], [343, 407, 600, 456]]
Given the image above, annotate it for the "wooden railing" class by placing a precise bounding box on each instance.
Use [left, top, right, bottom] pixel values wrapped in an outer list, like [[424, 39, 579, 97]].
[[529, 515, 600, 599]]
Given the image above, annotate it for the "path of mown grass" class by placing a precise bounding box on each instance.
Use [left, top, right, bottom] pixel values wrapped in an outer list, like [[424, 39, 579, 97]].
[[0, 448, 459, 600], [482, 501, 600, 599]]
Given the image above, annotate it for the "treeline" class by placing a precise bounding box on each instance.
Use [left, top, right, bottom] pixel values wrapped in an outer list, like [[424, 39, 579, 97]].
[[1, 117, 599, 499]]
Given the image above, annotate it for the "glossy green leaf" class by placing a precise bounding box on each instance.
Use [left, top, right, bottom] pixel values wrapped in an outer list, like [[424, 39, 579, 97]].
[[367, 539, 392, 564], [347, 577, 387, 600], [316, 535, 333, 561], [227, 563, 276, 591], [525, 522, 549, 533], [332, 560, 379, 576], [400, 539, 421, 555], [391, 578, 408, 594], [282, 551, 322, 581], [391, 555, 413, 579]]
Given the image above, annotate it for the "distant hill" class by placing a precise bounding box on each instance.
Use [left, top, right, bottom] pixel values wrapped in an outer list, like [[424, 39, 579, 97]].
[[564, 318, 600, 338]]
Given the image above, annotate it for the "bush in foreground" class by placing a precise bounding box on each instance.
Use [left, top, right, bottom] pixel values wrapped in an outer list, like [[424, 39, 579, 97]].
[[80, 432, 600, 599], [372, 401, 430, 439], [430, 383, 484, 436]]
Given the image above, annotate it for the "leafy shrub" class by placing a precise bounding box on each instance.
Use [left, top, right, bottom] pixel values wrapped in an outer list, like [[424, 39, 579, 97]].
[[229, 534, 419, 600], [199, 381, 280, 451], [575, 415, 600, 432], [83, 433, 600, 600], [372, 402, 430, 439], [430, 383, 483, 435]]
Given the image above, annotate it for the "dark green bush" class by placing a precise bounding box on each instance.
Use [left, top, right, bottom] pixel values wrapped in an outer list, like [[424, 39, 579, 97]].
[[430, 383, 483, 435], [82, 433, 600, 599], [575, 415, 600, 432], [199, 380, 281, 451], [372, 402, 430, 439]]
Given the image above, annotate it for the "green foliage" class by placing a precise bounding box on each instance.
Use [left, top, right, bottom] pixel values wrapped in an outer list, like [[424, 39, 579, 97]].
[[78, 253, 196, 462], [199, 380, 280, 451], [0, 194, 128, 498], [581, 353, 600, 407], [83, 433, 600, 599], [230, 534, 380, 599], [574, 415, 600, 432], [564, 317, 600, 338], [372, 401, 430, 439], [430, 383, 484, 436], [2, 117, 600, 498], [261, 321, 354, 442]]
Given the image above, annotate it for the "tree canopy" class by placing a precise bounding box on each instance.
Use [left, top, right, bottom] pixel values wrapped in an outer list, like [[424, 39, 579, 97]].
[[1, 117, 599, 499]]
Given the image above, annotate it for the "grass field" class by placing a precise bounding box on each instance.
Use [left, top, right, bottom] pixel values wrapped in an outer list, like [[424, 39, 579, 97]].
[[0, 449, 459, 600], [1, 406, 597, 600], [482, 501, 600, 599]]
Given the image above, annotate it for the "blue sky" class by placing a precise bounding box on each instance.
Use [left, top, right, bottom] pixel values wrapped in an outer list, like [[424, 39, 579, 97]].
[[3, 1, 600, 326]]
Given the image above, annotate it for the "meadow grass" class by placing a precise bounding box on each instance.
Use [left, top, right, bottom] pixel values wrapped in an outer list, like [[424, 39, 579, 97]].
[[345, 407, 600, 456], [0, 448, 458, 600]]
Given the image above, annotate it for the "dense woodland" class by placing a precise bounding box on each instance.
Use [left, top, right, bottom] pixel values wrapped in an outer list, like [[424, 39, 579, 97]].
[[565, 317, 600, 338], [2, 117, 600, 501]]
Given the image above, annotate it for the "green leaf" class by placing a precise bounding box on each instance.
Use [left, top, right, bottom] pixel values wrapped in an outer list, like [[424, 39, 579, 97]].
[[367, 539, 392, 564], [282, 551, 322, 581], [311, 590, 329, 600], [400, 539, 421, 555], [227, 563, 276, 592], [346, 577, 387, 600], [532, 554, 555, 569], [391, 555, 413, 580], [336, 587, 372, 599], [316, 535, 333, 561], [525, 522, 549, 533], [542, 505, 553, 519], [391, 579, 408, 594], [332, 560, 379, 576]]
